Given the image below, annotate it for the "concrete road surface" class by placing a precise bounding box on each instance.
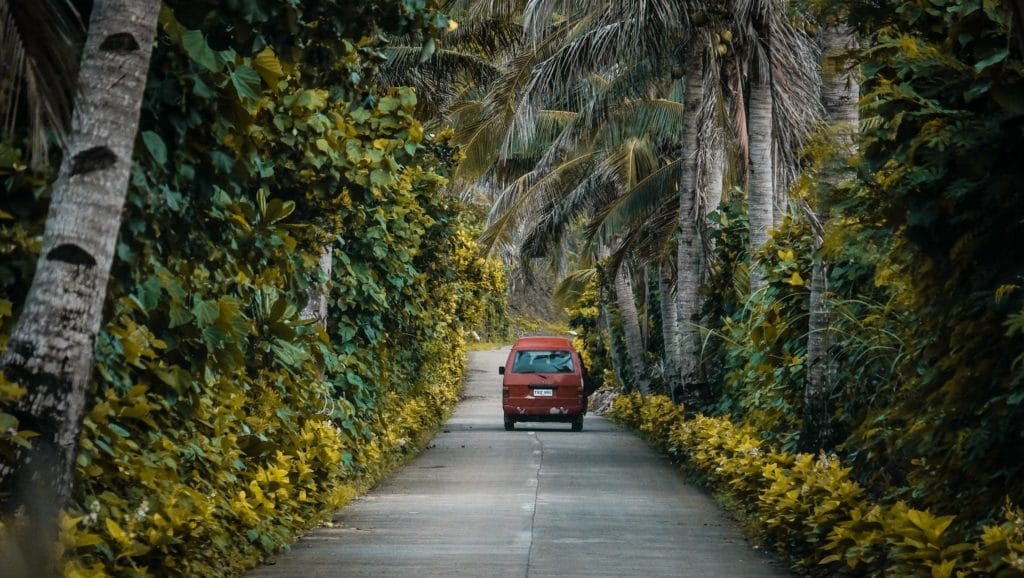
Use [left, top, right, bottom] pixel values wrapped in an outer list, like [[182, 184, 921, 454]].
[[248, 347, 792, 578]]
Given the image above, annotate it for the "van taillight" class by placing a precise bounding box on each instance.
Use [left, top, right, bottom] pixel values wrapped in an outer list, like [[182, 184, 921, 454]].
[[502, 387, 509, 399]]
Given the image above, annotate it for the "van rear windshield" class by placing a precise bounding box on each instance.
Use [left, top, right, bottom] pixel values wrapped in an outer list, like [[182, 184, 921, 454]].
[[511, 350, 575, 373]]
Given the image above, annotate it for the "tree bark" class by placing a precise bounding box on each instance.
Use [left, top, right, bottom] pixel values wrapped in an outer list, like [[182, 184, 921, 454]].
[[0, 0, 161, 570], [801, 20, 859, 452], [658, 259, 679, 394], [676, 41, 705, 403], [747, 78, 774, 294], [613, 262, 648, 394], [598, 245, 647, 394], [700, 141, 726, 283]]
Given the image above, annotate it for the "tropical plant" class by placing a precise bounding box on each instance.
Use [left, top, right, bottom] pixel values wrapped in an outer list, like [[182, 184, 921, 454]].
[[0, 1, 161, 573], [800, 13, 859, 452]]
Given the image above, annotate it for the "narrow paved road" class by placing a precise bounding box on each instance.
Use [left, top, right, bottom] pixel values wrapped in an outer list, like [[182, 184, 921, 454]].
[[249, 348, 791, 577]]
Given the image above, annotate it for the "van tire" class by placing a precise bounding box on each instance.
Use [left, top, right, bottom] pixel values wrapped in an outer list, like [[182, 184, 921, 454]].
[[571, 416, 583, 432], [504, 416, 515, 431]]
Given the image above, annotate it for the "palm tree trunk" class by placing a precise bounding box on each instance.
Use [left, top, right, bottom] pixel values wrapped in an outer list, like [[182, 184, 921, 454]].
[[598, 244, 647, 392], [801, 20, 859, 452], [772, 143, 788, 229], [677, 42, 705, 401], [658, 259, 679, 394], [0, 0, 161, 569], [747, 78, 774, 294], [613, 262, 649, 394], [701, 142, 726, 282]]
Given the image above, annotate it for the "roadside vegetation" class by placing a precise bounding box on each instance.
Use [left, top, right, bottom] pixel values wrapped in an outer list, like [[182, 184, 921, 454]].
[[420, 0, 1024, 575], [1, 1, 504, 574], [1, 0, 1022, 576]]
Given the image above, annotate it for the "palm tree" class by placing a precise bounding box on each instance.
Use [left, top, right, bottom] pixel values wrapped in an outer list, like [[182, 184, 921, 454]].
[[733, 0, 821, 292], [801, 17, 859, 451], [377, 2, 524, 129], [658, 257, 679, 388], [676, 39, 713, 402], [0, 0, 161, 571], [444, 0, 819, 401]]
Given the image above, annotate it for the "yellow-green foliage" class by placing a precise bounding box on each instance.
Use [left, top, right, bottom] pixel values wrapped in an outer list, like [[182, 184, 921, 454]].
[[607, 394, 1024, 576], [566, 282, 612, 392], [0, 2, 507, 576], [608, 392, 643, 427], [638, 395, 682, 442]]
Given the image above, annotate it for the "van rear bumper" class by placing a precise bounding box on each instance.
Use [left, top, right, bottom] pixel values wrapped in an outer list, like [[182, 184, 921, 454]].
[[503, 403, 586, 418]]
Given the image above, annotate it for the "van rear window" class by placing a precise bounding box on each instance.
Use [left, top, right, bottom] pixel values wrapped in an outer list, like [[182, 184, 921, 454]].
[[511, 350, 575, 373]]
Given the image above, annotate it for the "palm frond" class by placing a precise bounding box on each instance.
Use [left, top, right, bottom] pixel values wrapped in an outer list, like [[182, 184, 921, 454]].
[[480, 150, 598, 252], [767, 3, 822, 198], [589, 156, 682, 247], [553, 265, 598, 308], [0, 0, 84, 168], [603, 191, 679, 274]]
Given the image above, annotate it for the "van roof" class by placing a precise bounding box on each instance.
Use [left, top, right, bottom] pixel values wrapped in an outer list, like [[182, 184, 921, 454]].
[[512, 336, 575, 349]]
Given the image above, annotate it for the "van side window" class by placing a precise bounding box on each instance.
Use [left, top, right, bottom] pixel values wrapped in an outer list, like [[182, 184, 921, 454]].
[[511, 350, 575, 373]]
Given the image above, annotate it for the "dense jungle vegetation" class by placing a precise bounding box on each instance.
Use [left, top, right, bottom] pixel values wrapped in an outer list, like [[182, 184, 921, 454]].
[[1, 0, 1023, 575], [1, 0, 504, 574]]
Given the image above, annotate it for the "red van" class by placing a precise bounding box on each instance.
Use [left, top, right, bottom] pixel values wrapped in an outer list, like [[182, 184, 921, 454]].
[[498, 336, 586, 432]]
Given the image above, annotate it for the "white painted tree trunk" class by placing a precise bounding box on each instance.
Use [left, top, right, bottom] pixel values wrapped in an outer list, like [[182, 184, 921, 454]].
[[747, 79, 775, 294], [772, 142, 788, 229], [802, 20, 859, 452], [0, 0, 160, 568], [676, 42, 705, 401]]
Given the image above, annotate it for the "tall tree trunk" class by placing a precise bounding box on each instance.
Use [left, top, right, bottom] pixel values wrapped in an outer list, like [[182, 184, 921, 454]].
[[772, 142, 788, 229], [801, 20, 859, 452], [658, 259, 679, 395], [700, 140, 726, 284], [747, 78, 774, 294], [676, 41, 704, 404], [599, 245, 647, 393], [0, 0, 160, 571], [640, 264, 650, 347], [613, 263, 648, 394]]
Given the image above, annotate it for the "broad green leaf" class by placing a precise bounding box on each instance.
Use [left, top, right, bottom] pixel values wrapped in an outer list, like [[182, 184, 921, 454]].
[[193, 299, 220, 326], [974, 48, 1007, 72], [181, 29, 222, 72], [142, 131, 167, 164], [288, 89, 327, 110], [231, 65, 263, 102], [107, 423, 131, 438], [418, 37, 436, 63]]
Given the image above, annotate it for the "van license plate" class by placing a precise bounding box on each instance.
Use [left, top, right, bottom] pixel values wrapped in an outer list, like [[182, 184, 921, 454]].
[[533, 388, 553, 397]]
